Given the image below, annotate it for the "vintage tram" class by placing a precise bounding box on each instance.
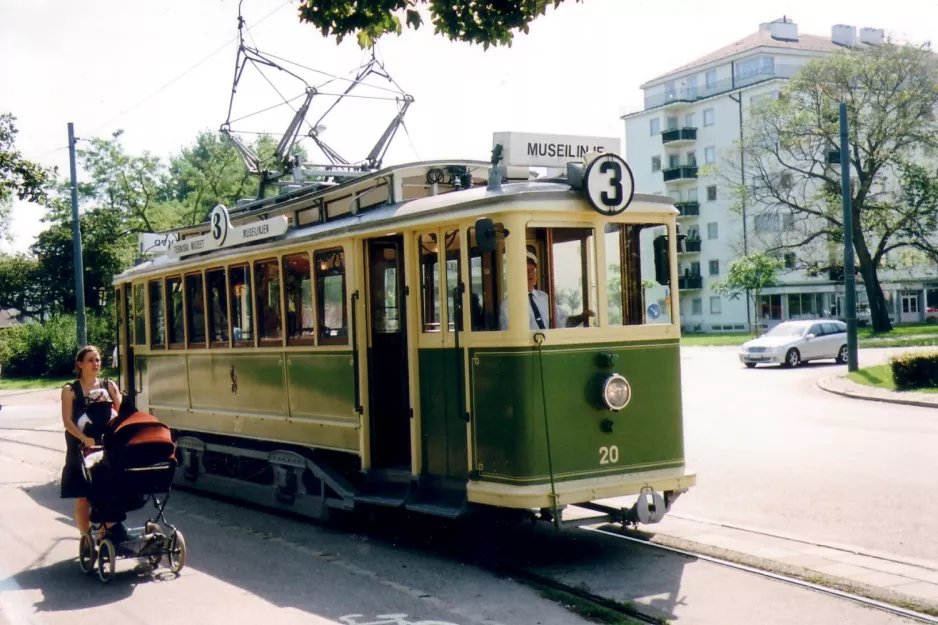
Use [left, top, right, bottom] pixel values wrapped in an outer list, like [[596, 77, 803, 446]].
[[111, 148, 696, 529]]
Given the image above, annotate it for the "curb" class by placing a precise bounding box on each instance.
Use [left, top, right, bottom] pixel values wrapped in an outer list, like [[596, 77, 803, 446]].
[[816, 376, 938, 410]]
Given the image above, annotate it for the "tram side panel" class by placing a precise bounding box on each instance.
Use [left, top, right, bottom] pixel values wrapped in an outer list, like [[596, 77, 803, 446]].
[[470, 340, 685, 489], [148, 349, 360, 452]]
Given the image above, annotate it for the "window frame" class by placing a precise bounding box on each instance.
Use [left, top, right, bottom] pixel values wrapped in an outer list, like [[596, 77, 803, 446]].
[[283, 251, 317, 346], [165, 275, 186, 350], [205, 266, 231, 348], [315, 247, 349, 346], [253, 257, 285, 348], [148, 278, 166, 349], [184, 270, 208, 349], [228, 263, 256, 348]]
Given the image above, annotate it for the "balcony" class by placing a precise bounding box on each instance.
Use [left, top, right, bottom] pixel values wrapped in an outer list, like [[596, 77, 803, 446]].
[[639, 64, 800, 111], [682, 238, 702, 253], [663, 166, 698, 182], [675, 201, 699, 217], [661, 127, 697, 145], [679, 274, 703, 290]]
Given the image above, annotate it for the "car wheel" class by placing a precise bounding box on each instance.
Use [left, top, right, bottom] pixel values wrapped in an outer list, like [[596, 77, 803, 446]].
[[836, 344, 848, 364], [784, 348, 801, 368], [744, 363, 757, 369]]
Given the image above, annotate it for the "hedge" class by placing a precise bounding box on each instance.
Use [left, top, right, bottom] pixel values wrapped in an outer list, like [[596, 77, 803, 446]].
[[0, 314, 115, 379], [890, 351, 938, 391]]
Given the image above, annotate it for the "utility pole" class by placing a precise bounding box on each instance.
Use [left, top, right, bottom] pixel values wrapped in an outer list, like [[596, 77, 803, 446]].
[[839, 103, 858, 372], [68, 123, 87, 348]]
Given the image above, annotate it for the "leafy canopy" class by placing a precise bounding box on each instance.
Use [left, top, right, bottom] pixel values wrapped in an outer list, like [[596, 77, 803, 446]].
[[296, 0, 580, 49]]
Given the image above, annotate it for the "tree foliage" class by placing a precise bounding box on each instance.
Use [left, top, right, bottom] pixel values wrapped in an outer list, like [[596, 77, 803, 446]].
[[725, 42, 938, 332], [296, 0, 580, 49], [0, 113, 54, 241], [711, 253, 783, 333]]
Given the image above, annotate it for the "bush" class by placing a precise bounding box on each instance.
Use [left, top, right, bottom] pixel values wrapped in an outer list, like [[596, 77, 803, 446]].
[[0, 313, 115, 379], [890, 351, 938, 390]]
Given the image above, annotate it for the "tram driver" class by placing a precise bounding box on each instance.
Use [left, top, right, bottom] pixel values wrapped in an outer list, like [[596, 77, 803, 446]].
[[500, 250, 595, 330]]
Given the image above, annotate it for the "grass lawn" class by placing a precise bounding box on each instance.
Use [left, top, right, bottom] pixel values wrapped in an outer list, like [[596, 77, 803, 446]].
[[0, 367, 119, 392], [847, 364, 938, 394]]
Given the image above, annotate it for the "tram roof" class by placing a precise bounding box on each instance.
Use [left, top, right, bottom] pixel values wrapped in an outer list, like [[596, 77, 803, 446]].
[[114, 159, 676, 283]]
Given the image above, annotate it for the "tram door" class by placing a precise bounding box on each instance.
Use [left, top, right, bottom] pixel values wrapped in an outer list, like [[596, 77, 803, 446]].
[[365, 236, 412, 469]]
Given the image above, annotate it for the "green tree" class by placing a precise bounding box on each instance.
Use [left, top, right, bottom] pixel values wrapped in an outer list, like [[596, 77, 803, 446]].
[[0, 113, 53, 241], [297, 0, 580, 49], [712, 253, 783, 335], [0, 254, 45, 318], [726, 42, 938, 333]]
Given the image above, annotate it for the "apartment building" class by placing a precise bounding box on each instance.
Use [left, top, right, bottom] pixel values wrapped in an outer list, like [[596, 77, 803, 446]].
[[622, 17, 933, 330]]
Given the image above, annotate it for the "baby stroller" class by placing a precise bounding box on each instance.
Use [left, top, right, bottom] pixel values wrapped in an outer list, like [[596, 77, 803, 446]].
[[77, 408, 186, 583]]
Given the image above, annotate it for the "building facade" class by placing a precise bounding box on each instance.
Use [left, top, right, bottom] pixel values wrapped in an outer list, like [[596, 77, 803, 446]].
[[622, 17, 934, 331]]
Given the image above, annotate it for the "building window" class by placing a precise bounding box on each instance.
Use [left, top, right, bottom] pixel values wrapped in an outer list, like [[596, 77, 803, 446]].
[[710, 296, 722, 314], [706, 70, 717, 89], [686, 151, 697, 166], [688, 187, 698, 202], [703, 108, 714, 126], [707, 185, 717, 201], [754, 213, 780, 233], [650, 118, 660, 135], [666, 116, 679, 131], [705, 146, 716, 164], [707, 222, 718, 240], [651, 156, 661, 172], [669, 154, 681, 169], [709, 260, 720, 276], [784, 253, 796, 269], [687, 76, 698, 98], [782, 211, 794, 229], [780, 171, 793, 191], [692, 298, 702, 315], [685, 113, 695, 128]]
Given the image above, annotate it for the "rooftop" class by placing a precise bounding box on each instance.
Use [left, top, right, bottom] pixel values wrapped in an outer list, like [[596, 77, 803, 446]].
[[641, 18, 882, 88]]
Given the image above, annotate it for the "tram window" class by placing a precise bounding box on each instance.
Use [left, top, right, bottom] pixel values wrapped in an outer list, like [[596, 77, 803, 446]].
[[166, 276, 185, 346], [605, 223, 672, 326], [133, 283, 146, 345], [316, 249, 348, 345], [514, 227, 596, 330], [370, 244, 400, 334], [284, 253, 315, 344], [206, 268, 230, 346], [185, 273, 207, 347], [229, 264, 255, 346], [418, 233, 441, 332], [445, 230, 461, 332], [469, 222, 508, 331], [149, 280, 165, 348], [254, 259, 282, 344]]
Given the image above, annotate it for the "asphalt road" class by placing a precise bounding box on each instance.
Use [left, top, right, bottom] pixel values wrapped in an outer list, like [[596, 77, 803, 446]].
[[671, 345, 938, 563]]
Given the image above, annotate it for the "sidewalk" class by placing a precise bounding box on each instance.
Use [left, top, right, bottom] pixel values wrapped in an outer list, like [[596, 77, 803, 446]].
[[817, 374, 938, 409], [643, 514, 938, 614]]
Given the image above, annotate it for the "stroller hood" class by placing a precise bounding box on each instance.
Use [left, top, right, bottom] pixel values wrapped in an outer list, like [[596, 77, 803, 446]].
[[103, 411, 176, 470]]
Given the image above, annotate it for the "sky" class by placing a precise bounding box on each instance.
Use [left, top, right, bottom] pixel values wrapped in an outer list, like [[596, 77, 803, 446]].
[[2, 0, 937, 254]]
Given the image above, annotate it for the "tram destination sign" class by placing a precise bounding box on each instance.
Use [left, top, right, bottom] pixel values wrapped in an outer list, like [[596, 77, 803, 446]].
[[169, 205, 289, 258], [493, 132, 621, 168]]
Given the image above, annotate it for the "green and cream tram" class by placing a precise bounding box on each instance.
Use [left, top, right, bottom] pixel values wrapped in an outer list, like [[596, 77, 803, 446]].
[[112, 150, 696, 528]]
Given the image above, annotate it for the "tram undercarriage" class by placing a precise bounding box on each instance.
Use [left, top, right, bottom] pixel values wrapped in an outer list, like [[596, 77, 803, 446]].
[[172, 432, 689, 530]]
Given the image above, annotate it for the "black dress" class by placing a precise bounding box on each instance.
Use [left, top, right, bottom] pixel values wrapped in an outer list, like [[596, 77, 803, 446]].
[[59, 379, 112, 499]]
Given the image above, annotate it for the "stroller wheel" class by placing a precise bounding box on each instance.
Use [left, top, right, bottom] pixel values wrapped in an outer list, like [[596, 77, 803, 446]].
[[78, 533, 95, 574], [166, 530, 186, 574], [97, 539, 116, 583]]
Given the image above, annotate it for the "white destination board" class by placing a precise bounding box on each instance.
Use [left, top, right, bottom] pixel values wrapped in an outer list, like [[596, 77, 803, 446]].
[[492, 131, 621, 168], [138, 232, 178, 256], [170, 204, 289, 258]]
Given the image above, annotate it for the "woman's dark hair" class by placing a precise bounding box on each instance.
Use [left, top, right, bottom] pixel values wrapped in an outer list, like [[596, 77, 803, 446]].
[[74, 345, 100, 376]]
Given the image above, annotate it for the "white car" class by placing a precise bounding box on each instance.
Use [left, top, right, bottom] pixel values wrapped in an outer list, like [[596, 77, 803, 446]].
[[738, 319, 849, 368]]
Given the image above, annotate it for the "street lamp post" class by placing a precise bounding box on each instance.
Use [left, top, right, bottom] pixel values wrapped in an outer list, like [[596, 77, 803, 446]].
[[68, 122, 87, 348], [839, 103, 859, 372]]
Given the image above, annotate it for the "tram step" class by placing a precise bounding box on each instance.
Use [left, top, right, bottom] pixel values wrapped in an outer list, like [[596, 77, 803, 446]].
[[404, 501, 466, 519], [355, 493, 407, 508]]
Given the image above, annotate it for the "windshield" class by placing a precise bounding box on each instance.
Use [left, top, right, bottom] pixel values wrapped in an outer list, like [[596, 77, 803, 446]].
[[765, 323, 807, 338]]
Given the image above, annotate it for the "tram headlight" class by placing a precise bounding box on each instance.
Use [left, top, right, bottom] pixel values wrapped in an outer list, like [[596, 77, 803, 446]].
[[602, 374, 631, 411]]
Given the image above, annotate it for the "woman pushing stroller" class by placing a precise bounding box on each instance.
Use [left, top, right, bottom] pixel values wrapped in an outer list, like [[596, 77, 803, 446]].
[[60, 345, 126, 541]]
